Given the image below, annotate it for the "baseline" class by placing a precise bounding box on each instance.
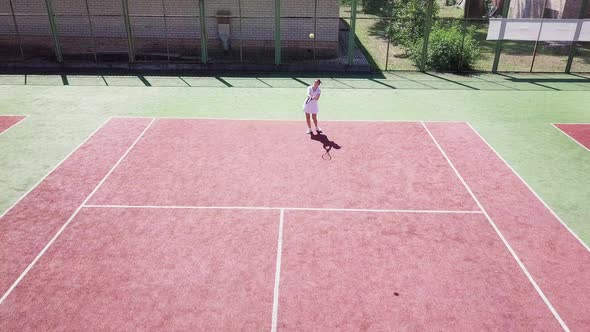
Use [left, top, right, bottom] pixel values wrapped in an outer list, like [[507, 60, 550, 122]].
[[83, 205, 483, 214], [108, 115, 467, 123]]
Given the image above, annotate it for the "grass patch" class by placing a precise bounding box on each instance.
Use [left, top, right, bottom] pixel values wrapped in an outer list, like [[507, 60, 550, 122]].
[[343, 2, 590, 72]]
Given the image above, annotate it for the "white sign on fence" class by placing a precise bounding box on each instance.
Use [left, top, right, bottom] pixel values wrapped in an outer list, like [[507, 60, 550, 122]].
[[487, 19, 590, 42]]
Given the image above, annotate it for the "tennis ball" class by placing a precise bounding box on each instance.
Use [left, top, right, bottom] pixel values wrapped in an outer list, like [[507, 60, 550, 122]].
[[309, 33, 315, 39]]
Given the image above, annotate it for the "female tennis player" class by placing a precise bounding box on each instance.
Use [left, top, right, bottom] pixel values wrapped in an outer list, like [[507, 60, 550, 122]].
[[303, 79, 322, 134]]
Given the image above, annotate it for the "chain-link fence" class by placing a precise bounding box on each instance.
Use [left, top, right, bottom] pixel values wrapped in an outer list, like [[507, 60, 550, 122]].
[[0, 0, 588, 72], [347, 0, 588, 73], [1, 0, 54, 61]]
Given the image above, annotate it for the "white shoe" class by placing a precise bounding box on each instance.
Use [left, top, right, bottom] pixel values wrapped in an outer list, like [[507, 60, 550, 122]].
[[306, 128, 313, 134], [316, 127, 323, 134]]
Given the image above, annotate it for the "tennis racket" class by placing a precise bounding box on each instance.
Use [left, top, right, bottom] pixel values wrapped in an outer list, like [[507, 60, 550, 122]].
[[305, 96, 314, 104]]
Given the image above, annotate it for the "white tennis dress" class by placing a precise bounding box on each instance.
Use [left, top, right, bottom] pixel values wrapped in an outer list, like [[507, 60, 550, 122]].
[[303, 86, 321, 114]]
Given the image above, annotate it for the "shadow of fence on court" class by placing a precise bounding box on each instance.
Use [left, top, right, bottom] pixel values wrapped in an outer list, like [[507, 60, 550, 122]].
[[0, 72, 588, 91]]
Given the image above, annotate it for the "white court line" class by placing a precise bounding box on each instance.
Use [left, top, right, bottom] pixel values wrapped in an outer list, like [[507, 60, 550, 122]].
[[551, 123, 590, 153], [109, 115, 466, 123], [271, 209, 285, 332], [0, 118, 156, 305], [468, 123, 589, 253], [0, 115, 28, 137], [0, 117, 112, 220], [82, 205, 484, 214], [421, 121, 569, 332]]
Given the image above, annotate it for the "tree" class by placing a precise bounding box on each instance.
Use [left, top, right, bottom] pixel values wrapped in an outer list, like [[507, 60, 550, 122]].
[[388, 0, 440, 48], [362, 0, 394, 15]]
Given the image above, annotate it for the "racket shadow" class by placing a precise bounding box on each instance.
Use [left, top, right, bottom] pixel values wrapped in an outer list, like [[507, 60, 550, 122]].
[[310, 133, 342, 160]]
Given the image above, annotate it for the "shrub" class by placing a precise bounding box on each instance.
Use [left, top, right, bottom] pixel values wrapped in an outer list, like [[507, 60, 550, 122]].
[[340, 0, 393, 15], [362, 0, 393, 16], [342, 0, 439, 50], [387, 0, 440, 48], [410, 22, 480, 72]]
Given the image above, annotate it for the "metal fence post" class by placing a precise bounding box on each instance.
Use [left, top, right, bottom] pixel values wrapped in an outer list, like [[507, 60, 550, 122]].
[[420, 0, 435, 72], [385, 17, 394, 71], [198, 0, 208, 64], [238, 0, 243, 63], [530, 0, 548, 72], [347, 0, 358, 66], [275, 0, 281, 65], [492, 0, 511, 73], [121, 0, 135, 62], [459, 0, 472, 71], [83, 0, 98, 63], [313, 0, 318, 61], [565, 0, 589, 73], [161, 0, 170, 62], [8, 0, 24, 59], [44, 0, 63, 63]]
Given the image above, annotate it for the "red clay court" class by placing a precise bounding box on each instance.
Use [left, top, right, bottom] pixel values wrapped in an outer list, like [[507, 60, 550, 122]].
[[0, 116, 27, 134], [553, 123, 590, 151], [1, 118, 589, 330]]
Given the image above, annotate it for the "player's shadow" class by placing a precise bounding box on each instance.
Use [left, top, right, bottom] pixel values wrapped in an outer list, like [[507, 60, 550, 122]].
[[310, 133, 342, 155]]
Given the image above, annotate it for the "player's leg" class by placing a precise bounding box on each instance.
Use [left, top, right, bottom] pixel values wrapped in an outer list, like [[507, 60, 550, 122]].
[[306, 113, 312, 134], [312, 114, 322, 133]]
